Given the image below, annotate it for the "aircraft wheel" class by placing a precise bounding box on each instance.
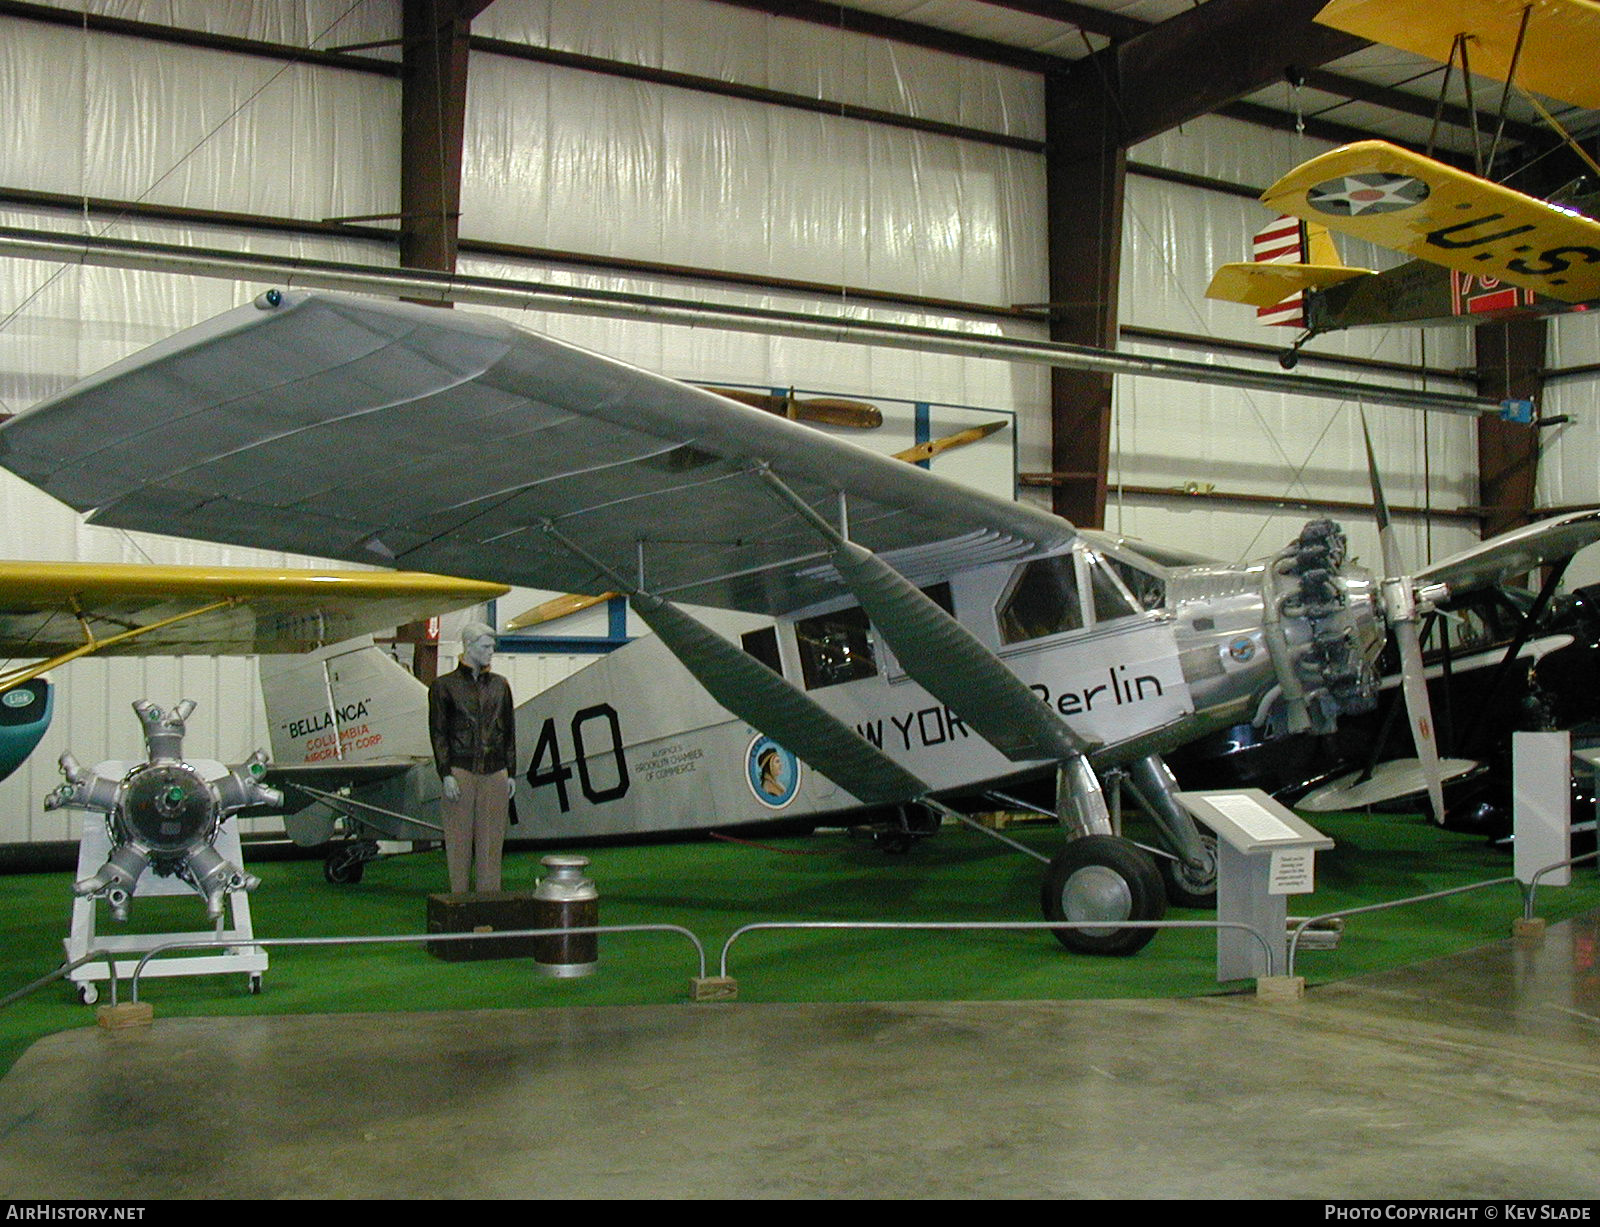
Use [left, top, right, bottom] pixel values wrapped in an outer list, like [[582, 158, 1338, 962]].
[[324, 850, 365, 886], [76, 982, 99, 1006], [1278, 349, 1299, 370], [1159, 834, 1218, 909], [1040, 835, 1166, 956]]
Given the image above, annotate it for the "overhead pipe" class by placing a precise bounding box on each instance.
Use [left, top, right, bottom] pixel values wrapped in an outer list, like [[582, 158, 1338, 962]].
[[0, 224, 1512, 418]]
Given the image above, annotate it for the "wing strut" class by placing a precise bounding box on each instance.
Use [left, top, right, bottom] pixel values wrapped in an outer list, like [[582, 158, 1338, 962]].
[[754, 468, 1115, 836], [0, 596, 240, 692], [537, 521, 924, 807]]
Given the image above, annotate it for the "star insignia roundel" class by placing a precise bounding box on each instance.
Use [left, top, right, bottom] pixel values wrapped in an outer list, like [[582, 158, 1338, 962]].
[[1305, 173, 1430, 217]]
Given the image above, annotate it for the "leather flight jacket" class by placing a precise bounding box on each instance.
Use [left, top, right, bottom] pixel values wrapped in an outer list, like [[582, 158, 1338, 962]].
[[428, 664, 516, 778]]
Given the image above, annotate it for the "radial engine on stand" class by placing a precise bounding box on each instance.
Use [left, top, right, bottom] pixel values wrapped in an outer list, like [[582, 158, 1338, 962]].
[[48, 699, 282, 921]]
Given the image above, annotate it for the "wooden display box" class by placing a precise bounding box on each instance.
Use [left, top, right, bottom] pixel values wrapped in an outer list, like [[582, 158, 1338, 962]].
[[425, 890, 541, 961]]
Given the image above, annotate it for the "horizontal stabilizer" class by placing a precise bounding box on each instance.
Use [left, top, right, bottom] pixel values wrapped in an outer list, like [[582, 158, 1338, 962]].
[[1206, 261, 1373, 308]]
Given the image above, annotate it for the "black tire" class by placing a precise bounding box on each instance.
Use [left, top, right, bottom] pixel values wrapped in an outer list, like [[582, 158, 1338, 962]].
[[1040, 835, 1166, 956], [324, 851, 365, 885], [1158, 834, 1219, 909]]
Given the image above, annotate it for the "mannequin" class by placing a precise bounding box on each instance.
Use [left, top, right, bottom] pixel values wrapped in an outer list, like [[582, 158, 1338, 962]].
[[428, 621, 517, 893]]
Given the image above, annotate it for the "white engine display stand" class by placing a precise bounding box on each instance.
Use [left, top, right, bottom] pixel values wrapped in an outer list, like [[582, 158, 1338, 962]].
[[63, 759, 267, 1005]]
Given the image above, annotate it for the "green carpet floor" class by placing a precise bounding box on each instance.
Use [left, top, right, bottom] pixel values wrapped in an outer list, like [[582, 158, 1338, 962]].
[[2, 810, 1596, 1077]]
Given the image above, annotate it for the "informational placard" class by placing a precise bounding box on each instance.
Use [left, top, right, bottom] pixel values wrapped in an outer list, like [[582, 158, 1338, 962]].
[[1206, 793, 1305, 844], [1268, 846, 1316, 895]]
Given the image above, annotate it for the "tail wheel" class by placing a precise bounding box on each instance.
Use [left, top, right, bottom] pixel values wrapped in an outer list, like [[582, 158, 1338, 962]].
[[1040, 835, 1166, 956]]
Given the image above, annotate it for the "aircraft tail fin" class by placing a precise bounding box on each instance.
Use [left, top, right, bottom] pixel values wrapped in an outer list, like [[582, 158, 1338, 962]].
[[259, 638, 431, 767], [1302, 221, 1343, 269], [1205, 215, 1371, 321]]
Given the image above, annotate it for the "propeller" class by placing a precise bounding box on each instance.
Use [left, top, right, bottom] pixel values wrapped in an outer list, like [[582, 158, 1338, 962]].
[[504, 417, 1012, 631], [504, 590, 615, 631], [1360, 410, 1447, 825], [699, 387, 883, 429]]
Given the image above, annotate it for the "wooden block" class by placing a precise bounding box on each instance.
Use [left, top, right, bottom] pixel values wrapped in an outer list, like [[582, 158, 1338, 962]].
[[1513, 916, 1547, 940], [691, 976, 738, 1002], [96, 1001, 154, 1029], [1254, 975, 1306, 1003]]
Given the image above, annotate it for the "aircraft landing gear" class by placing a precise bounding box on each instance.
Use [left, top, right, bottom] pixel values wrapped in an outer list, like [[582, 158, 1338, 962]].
[[1157, 833, 1219, 909], [323, 839, 379, 885], [1279, 329, 1318, 369], [851, 803, 941, 854], [1040, 834, 1166, 956]]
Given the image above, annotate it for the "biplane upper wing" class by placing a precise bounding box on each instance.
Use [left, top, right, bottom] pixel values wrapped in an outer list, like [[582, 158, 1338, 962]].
[[1261, 140, 1600, 304], [0, 562, 507, 680], [0, 292, 1072, 616], [1415, 508, 1600, 599], [1316, 0, 1600, 111]]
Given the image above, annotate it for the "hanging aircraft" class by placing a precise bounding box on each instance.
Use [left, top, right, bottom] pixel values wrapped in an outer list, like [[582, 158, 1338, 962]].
[[1209, 0, 1600, 363], [1206, 144, 1600, 364], [4, 291, 1599, 955], [0, 560, 508, 781]]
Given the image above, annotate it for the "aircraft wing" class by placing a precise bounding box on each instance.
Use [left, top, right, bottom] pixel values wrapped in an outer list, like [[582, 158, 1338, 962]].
[[1316, 0, 1600, 111], [1414, 509, 1600, 600], [0, 561, 507, 659], [1261, 140, 1600, 304], [1206, 260, 1375, 308], [0, 292, 1072, 616]]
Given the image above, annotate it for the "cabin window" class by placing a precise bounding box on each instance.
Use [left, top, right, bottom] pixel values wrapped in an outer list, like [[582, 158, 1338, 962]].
[[998, 554, 1084, 645], [1106, 556, 1166, 611], [740, 626, 783, 677], [1087, 553, 1140, 622], [796, 605, 878, 689]]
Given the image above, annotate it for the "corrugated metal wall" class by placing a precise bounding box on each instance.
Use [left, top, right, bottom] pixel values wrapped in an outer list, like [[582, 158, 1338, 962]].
[[0, 0, 1589, 846]]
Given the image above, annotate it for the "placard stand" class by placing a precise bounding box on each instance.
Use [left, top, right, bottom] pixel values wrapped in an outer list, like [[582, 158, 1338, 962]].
[[1175, 788, 1333, 983]]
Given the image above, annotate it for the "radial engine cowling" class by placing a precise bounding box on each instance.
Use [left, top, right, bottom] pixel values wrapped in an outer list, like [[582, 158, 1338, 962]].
[[47, 699, 282, 921], [1261, 519, 1385, 737]]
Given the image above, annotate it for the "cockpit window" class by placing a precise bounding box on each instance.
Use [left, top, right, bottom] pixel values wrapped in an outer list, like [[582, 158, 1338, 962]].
[[1087, 553, 1139, 622], [1106, 556, 1166, 611], [998, 554, 1084, 645], [796, 604, 878, 689]]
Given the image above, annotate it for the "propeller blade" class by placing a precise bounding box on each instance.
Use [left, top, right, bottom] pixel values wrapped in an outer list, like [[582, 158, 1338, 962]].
[[505, 591, 617, 630], [1395, 619, 1447, 824], [1360, 410, 1447, 824], [1360, 410, 1407, 579], [700, 387, 883, 429], [892, 419, 1009, 465]]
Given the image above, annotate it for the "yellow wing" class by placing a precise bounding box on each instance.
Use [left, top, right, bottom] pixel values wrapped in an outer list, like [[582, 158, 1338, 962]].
[[1316, 0, 1600, 110], [1261, 140, 1600, 303], [1206, 261, 1374, 307], [0, 562, 508, 686]]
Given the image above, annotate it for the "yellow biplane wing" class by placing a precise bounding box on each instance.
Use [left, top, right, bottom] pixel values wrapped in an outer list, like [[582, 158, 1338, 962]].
[[1206, 260, 1374, 307], [1261, 139, 1600, 303], [1316, 0, 1600, 110], [0, 562, 508, 690]]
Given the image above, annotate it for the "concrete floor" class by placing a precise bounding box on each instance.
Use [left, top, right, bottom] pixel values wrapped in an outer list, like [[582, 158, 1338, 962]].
[[2, 915, 1599, 1199]]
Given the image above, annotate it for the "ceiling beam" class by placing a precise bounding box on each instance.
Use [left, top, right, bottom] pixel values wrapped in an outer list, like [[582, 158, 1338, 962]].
[[1046, 0, 1370, 528], [700, 0, 1061, 73], [1051, 0, 1366, 156], [973, 0, 1552, 150]]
